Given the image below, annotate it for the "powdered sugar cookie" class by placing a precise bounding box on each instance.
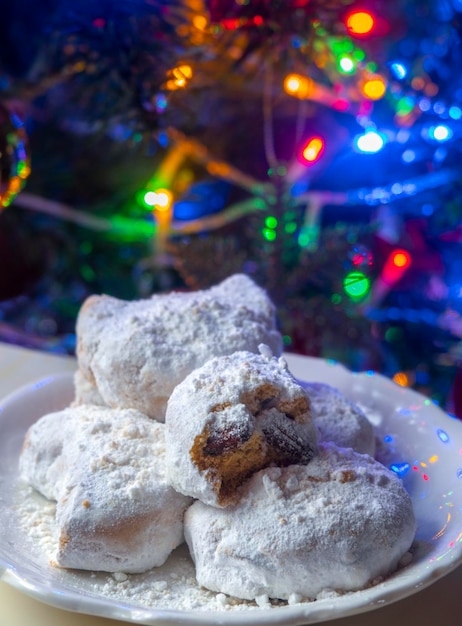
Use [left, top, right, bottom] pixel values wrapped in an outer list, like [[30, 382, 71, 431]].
[[20, 409, 68, 501], [301, 382, 375, 456], [72, 369, 106, 407], [184, 442, 416, 601], [76, 274, 282, 421], [165, 346, 318, 507], [20, 405, 192, 573]]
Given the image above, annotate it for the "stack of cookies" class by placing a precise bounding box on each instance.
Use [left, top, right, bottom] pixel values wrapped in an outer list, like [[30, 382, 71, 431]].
[[19, 274, 416, 602]]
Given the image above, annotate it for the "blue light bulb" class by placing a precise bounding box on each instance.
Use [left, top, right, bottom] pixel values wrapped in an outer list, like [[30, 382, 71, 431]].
[[390, 61, 408, 80]]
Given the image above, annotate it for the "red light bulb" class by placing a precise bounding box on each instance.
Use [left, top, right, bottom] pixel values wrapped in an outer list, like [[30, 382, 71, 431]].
[[382, 249, 412, 285]]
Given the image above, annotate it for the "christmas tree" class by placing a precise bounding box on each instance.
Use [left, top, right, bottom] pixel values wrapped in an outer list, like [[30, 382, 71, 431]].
[[1, 0, 462, 414]]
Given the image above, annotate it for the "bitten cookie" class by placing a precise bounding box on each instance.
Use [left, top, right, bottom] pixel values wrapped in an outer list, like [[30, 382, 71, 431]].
[[19, 405, 192, 573], [76, 273, 283, 421], [165, 346, 318, 507], [184, 442, 416, 601], [301, 382, 375, 456]]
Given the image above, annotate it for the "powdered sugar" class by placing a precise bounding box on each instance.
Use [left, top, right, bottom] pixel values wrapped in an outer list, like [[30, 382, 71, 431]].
[[19, 404, 191, 573], [11, 270, 418, 611], [14, 483, 280, 612], [184, 443, 416, 601], [15, 479, 366, 613], [300, 382, 376, 455], [11, 385, 418, 615], [76, 274, 283, 421]]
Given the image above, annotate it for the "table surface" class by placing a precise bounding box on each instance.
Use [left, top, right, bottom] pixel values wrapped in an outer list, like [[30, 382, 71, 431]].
[[0, 342, 461, 626]]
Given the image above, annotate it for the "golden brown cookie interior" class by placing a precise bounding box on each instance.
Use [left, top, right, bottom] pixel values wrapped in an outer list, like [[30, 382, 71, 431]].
[[190, 384, 315, 506]]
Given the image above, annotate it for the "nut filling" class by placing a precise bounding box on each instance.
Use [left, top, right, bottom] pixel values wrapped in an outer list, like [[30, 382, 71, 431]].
[[190, 385, 316, 506]]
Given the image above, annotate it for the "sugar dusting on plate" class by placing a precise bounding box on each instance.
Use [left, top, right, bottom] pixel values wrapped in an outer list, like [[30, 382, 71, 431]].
[[14, 483, 307, 612], [14, 482, 415, 614]]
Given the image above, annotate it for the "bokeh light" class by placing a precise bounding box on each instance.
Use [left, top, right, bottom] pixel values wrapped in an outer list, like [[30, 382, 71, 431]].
[[361, 76, 387, 100], [144, 188, 173, 211], [345, 10, 375, 36], [354, 129, 386, 153], [428, 124, 453, 142], [300, 136, 325, 164], [338, 56, 356, 74], [343, 270, 371, 299], [382, 249, 412, 284], [393, 371, 410, 386], [284, 73, 314, 99], [390, 61, 408, 79]]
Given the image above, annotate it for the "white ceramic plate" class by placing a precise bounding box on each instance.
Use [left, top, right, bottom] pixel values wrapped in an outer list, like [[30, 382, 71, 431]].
[[1, 354, 462, 626]]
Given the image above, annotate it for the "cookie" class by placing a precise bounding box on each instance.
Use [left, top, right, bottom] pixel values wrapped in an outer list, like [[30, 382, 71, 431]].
[[301, 382, 375, 455], [72, 369, 106, 407], [20, 404, 192, 573], [165, 346, 318, 507], [184, 442, 416, 601], [76, 274, 282, 421]]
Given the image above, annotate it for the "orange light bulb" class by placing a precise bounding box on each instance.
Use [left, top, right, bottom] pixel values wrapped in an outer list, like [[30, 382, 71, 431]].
[[346, 10, 375, 35], [361, 76, 387, 100], [284, 73, 314, 99], [393, 372, 409, 387], [300, 136, 325, 164], [392, 251, 411, 268]]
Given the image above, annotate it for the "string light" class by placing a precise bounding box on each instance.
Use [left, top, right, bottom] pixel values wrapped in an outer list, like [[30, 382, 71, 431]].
[[300, 136, 325, 164], [343, 270, 371, 300], [361, 75, 387, 100], [143, 188, 173, 211], [395, 96, 416, 124], [390, 61, 408, 80], [283, 73, 314, 99], [449, 106, 462, 120], [402, 149, 416, 163], [166, 64, 193, 90], [265, 216, 278, 229], [393, 371, 410, 386], [354, 129, 386, 153], [143, 191, 157, 206], [220, 15, 264, 30], [263, 215, 278, 241], [345, 10, 375, 36], [175, 65, 193, 80], [338, 55, 356, 74], [382, 249, 412, 285], [192, 15, 208, 31], [427, 124, 453, 142], [263, 228, 277, 241], [393, 250, 411, 267]]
